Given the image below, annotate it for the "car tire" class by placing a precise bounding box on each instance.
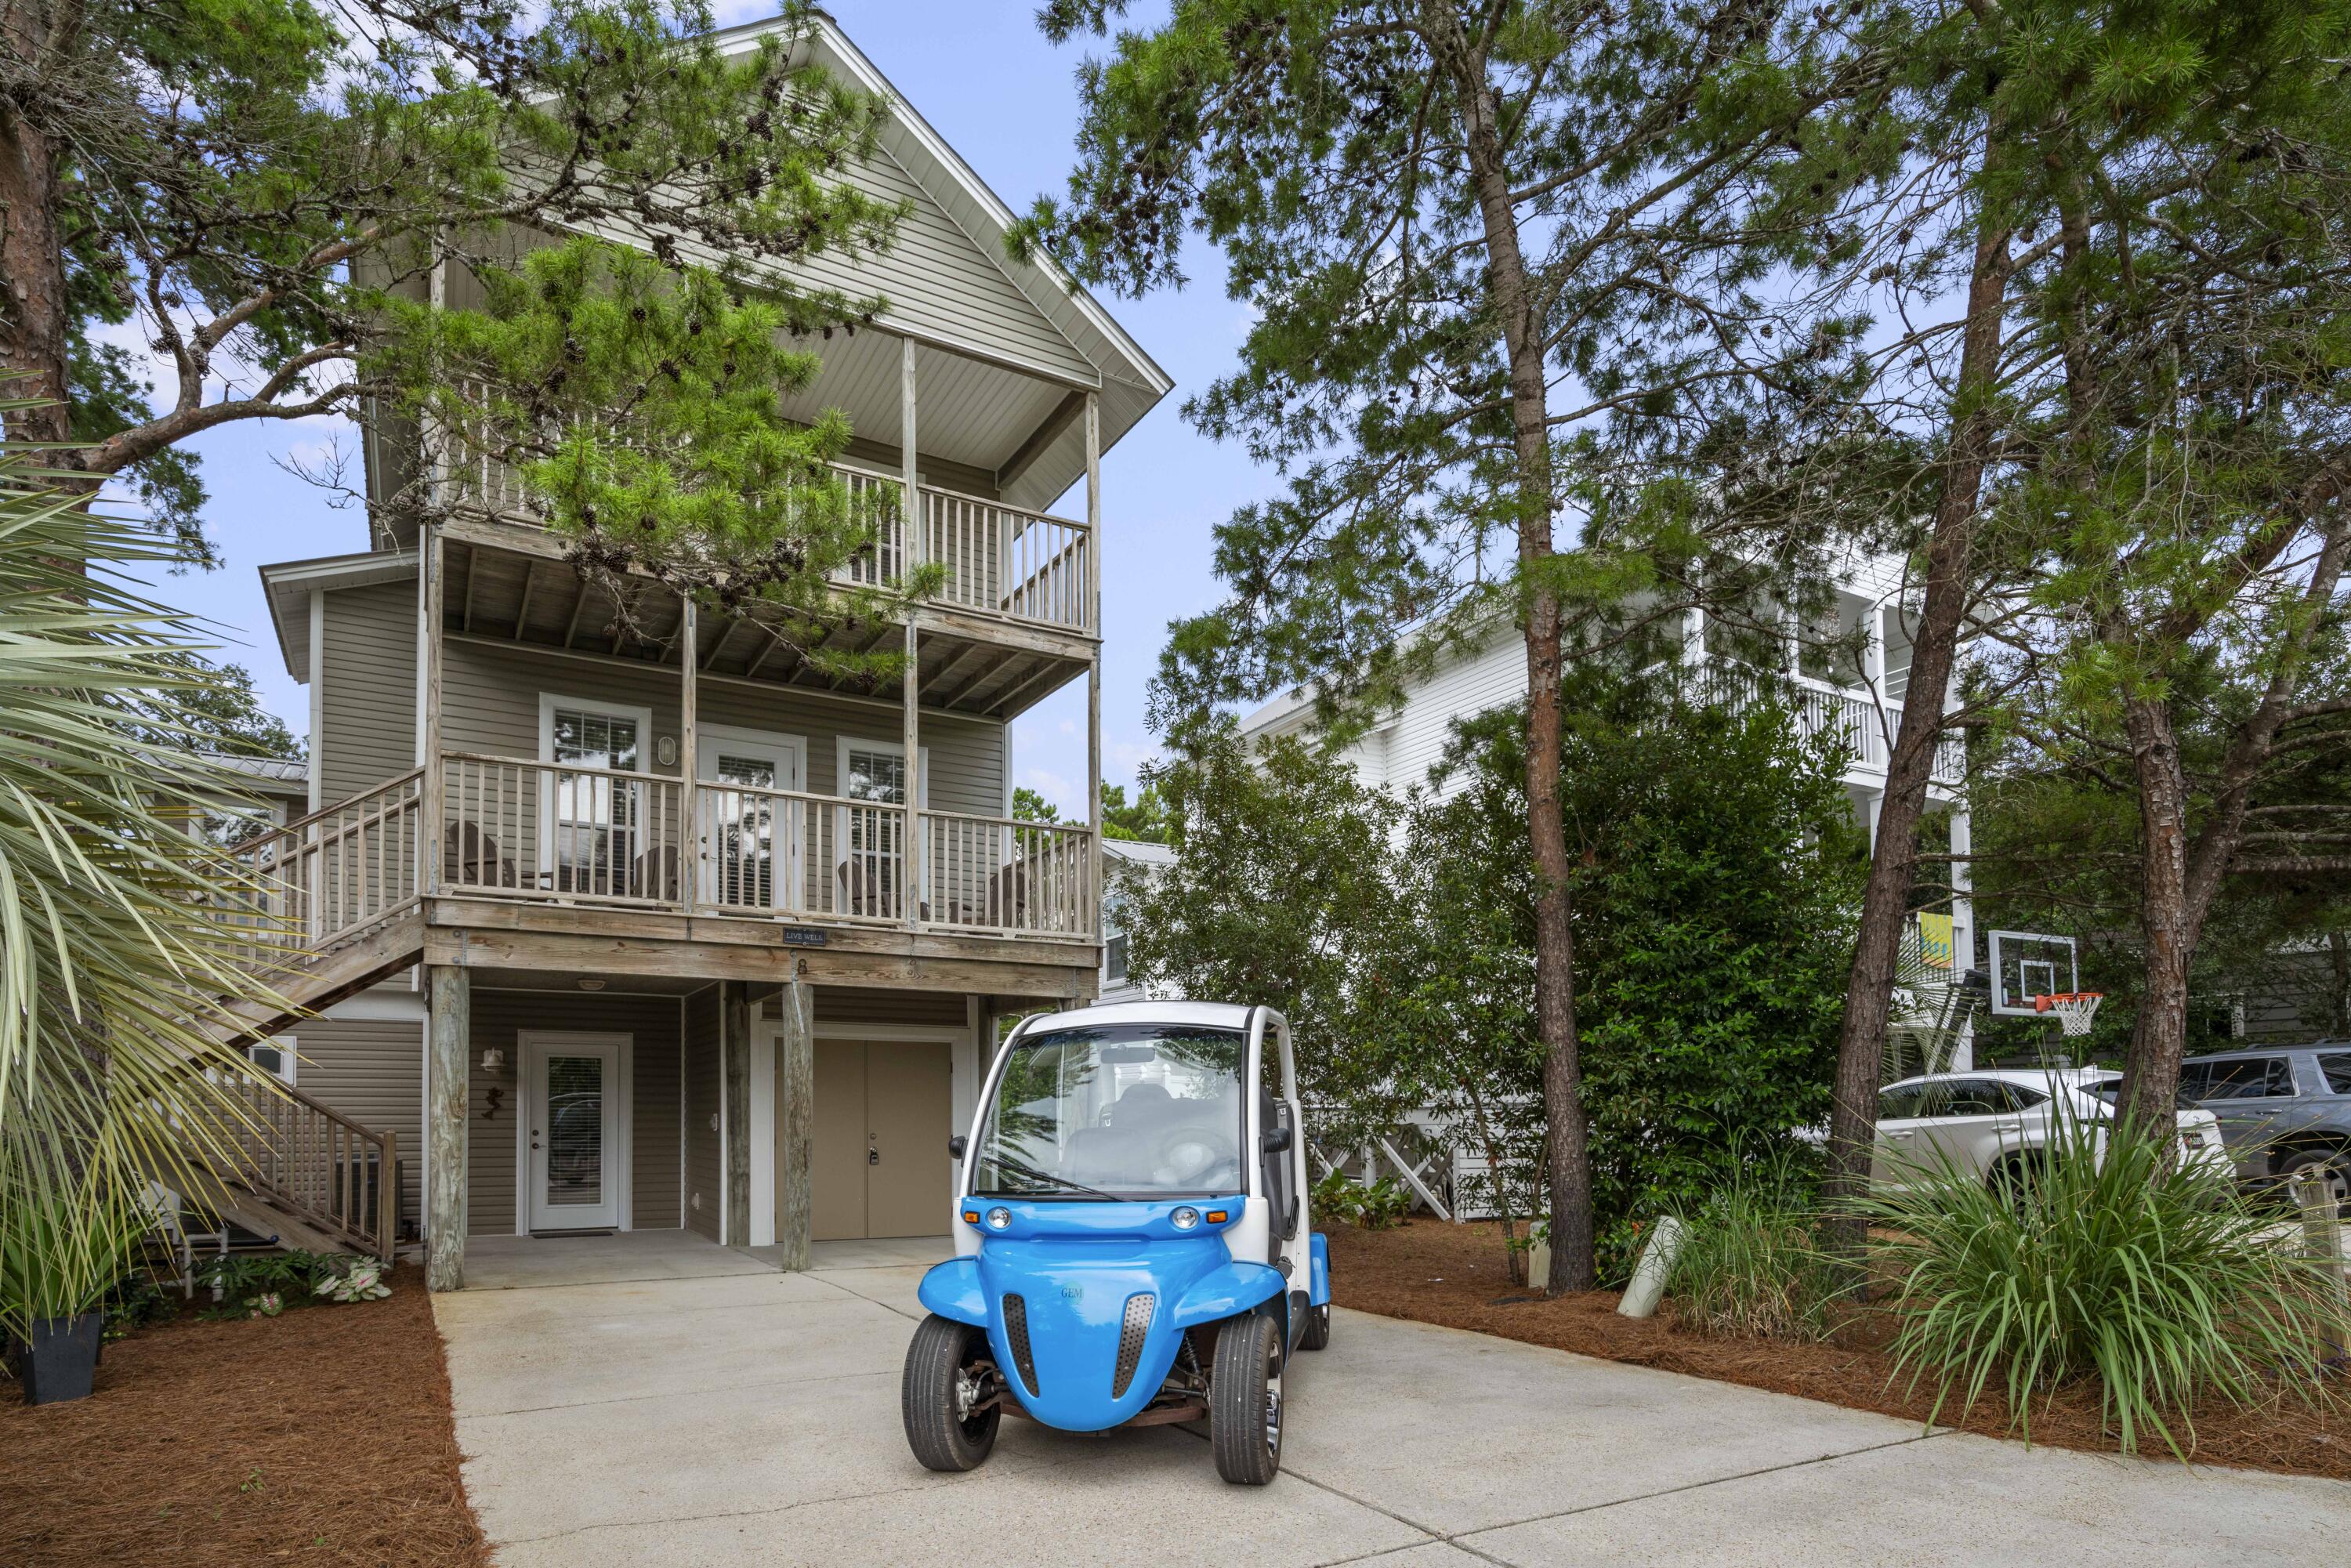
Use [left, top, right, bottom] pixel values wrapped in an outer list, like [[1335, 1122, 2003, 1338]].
[[2278, 1147, 2351, 1217], [1298, 1302, 1331, 1352], [1211, 1312, 1284, 1485], [901, 1313, 1000, 1472]]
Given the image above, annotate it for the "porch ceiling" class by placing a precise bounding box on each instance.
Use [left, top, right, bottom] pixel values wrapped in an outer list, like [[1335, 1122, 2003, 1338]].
[[441, 536, 1088, 723]]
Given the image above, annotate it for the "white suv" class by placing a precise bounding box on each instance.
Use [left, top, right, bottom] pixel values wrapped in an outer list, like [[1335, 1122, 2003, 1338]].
[[1870, 1070, 2233, 1193]]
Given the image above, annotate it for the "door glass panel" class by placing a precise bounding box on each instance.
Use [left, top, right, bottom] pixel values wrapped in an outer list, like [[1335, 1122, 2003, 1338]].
[[711, 753, 778, 906], [840, 748, 906, 917], [543, 1054, 605, 1208], [552, 708, 640, 895]]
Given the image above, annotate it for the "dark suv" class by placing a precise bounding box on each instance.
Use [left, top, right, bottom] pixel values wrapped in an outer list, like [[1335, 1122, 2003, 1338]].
[[2175, 1045, 2351, 1206]]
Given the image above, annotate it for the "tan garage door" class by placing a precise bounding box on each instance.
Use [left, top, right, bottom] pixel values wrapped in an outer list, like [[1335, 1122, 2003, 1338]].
[[809, 1038, 952, 1241]]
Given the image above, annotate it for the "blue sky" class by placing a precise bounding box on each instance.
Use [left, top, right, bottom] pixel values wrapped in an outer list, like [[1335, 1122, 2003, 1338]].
[[138, 1, 1258, 820]]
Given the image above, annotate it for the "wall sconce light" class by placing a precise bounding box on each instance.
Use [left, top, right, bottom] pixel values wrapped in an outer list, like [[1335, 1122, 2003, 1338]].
[[655, 735, 679, 768], [480, 1046, 506, 1074]]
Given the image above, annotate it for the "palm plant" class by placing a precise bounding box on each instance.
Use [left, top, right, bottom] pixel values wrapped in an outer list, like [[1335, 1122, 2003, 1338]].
[[1861, 1116, 2349, 1457], [0, 418, 296, 1336]]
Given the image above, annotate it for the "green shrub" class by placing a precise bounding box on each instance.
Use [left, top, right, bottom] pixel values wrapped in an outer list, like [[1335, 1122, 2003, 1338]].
[[1665, 1145, 1841, 1342], [194, 1251, 371, 1318], [1313, 1171, 1415, 1230], [0, 1171, 144, 1331], [1861, 1117, 2350, 1455]]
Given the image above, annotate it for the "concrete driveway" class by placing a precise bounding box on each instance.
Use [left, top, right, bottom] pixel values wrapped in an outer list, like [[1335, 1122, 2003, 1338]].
[[436, 1233, 2349, 1566]]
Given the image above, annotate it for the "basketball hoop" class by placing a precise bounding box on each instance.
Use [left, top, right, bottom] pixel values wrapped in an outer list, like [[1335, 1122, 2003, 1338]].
[[2034, 991, 2104, 1037]]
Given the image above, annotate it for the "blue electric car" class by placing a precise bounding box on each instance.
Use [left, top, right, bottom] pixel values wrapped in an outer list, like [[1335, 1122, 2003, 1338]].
[[902, 1001, 1331, 1485]]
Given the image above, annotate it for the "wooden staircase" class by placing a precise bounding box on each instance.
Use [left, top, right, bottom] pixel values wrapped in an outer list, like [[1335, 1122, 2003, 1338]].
[[186, 772, 431, 1262]]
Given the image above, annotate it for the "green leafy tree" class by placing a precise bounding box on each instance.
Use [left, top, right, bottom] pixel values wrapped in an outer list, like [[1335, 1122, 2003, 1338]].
[[1025, 0, 1904, 1291], [2, 0, 913, 628], [1099, 780, 1171, 843], [1012, 786, 1062, 824]]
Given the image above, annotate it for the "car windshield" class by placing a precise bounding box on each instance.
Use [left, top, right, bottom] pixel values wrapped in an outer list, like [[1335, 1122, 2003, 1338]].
[[973, 1023, 1247, 1200]]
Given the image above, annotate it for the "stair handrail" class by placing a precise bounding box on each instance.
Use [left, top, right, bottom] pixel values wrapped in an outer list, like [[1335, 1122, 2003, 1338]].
[[205, 1059, 400, 1262]]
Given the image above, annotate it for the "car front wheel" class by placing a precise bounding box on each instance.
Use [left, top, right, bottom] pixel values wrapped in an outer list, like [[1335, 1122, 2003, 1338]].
[[1211, 1313, 1284, 1485], [901, 1313, 1001, 1472]]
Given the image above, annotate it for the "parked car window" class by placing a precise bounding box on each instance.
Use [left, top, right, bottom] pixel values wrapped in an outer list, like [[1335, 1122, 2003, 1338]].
[[1940, 1081, 2010, 1117], [2319, 1053, 2351, 1095], [1997, 1082, 2049, 1110], [1878, 1083, 1934, 1119], [2179, 1057, 2294, 1102]]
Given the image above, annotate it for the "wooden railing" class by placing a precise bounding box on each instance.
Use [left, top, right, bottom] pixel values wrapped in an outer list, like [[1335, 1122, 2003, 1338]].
[[693, 783, 1096, 938], [220, 770, 426, 966], [450, 426, 1096, 638], [210, 1061, 400, 1261], [922, 810, 1095, 938], [440, 751, 689, 907]]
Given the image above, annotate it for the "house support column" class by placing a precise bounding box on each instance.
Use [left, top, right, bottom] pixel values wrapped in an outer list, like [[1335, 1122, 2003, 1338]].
[[774, 970, 813, 1270], [680, 595, 699, 914], [901, 334, 923, 932], [722, 979, 751, 1247], [425, 964, 471, 1291], [1085, 392, 1103, 935]]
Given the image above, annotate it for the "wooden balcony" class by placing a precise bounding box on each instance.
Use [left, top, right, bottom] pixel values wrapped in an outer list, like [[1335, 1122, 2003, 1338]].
[[223, 757, 1097, 966]]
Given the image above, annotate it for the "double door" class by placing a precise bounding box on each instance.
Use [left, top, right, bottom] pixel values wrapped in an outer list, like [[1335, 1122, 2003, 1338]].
[[810, 1039, 951, 1240]]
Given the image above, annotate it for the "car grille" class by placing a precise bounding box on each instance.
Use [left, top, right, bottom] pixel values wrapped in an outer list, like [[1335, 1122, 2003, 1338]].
[[1001, 1292, 1039, 1396], [1110, 1293, 1156, 1398]]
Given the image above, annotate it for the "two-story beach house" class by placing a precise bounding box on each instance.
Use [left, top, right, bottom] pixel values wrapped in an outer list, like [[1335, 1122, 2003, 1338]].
[[203, 13, 1171, 1289]]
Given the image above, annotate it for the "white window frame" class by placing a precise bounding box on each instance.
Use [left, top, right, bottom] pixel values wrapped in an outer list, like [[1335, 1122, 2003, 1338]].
[[834, 735, 929, 918], [536, 693, 656, 896], [696, 724, 807, 910], [248, 1034, 297, 1085], [515, 1029, 636, 1234]]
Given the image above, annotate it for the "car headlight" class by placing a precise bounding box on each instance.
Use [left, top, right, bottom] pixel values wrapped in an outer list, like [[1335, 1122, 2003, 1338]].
[[1171, 1206, 1200, 1230], [985, 1206, 1012, 1231]]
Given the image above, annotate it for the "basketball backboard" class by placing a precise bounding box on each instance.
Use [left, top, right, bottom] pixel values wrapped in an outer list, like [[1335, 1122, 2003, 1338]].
[[1987, 930, 2080, 1017]]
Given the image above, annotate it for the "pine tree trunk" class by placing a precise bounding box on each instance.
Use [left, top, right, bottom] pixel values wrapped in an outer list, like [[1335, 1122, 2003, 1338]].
[[1820, 210, 2011, 1257], [1425, 2, 1595, 1291], [2118, 692, 2194, 1126], [0, 2, 77, 447]]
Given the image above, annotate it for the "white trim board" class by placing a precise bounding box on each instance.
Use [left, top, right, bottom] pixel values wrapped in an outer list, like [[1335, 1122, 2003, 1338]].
[[515, 1030, 636, 1235]]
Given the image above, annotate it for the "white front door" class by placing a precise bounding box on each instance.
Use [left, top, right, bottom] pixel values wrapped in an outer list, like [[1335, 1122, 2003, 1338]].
[[525, 1035, 626, 1231], [697, 728, 805, 910]]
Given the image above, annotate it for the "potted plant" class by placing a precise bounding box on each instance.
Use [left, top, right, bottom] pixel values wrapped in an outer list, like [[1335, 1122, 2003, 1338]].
[[2, 1176, 143, 1406]]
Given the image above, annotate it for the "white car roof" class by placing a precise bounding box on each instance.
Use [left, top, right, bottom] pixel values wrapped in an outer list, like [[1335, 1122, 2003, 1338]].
[[1889, 1069, 2100, 1089], [1020, 1000, 1260, 1034]]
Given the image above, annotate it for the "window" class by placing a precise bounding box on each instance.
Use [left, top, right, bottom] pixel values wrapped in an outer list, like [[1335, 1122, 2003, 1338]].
[[834, 739, 924, 919], [1878, 1083, 1936, 1119], [1105, 932, 1130, 984], [543, 700, 648, 897], [247, 1036, 295, 1085], [2179, 1057, 2294, 1103], [2319, 1054, 2351, 1095], [1939, 1081, 2012, 1117]]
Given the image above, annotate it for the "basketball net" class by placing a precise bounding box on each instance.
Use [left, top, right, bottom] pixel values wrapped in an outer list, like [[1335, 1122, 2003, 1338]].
[[2033, 991, 2104, 1037]]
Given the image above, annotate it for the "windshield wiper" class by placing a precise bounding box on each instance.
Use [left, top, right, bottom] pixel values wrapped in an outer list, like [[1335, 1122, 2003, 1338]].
[[985, 1154, 1120, 1202]]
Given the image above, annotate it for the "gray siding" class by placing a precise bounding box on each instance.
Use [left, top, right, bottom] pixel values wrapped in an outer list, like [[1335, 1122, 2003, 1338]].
[[318, 581, 418, 804], [465, 990, 683, 1236], [288, 1015, 422, 1231], [802, 987, 968, 1030], [683, 987, 722, 1240], [439, 636, 1007, 816]]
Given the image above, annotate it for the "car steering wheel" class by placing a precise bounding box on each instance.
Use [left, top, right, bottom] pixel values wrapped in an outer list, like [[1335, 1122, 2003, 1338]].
[[1152, 1125, 1237, 1187]]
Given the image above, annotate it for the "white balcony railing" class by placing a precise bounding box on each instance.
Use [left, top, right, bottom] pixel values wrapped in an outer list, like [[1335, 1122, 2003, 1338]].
[[414, 753, 1094, 940], [444, 400, 1095, 637], [1697, 663, 1964, 785]]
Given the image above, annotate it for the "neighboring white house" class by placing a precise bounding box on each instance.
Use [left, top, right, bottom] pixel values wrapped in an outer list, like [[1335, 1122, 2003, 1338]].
[[1236, 552, 1979, 1068], [1098, 837, 1176, 1004]]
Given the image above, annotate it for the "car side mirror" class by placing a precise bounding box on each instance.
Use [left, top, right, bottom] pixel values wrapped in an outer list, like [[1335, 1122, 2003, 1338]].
[[947, 1135, 968, 1159], [1260, 1125, 1292, 1155]]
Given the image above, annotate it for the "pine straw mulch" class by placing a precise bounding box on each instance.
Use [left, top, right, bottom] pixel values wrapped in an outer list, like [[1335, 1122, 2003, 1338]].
[[0, 1263, 489, 1568], [1326, 1217, 2351, 1482]]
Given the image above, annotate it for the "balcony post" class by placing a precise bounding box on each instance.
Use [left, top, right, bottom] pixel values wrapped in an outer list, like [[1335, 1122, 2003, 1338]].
[[680, 594, 698, 914], [901, 335, 924, 931], [421, 523, 446, 897], [1086, 391, 1103, 937], [904, 617, 922, 930], [424, 963, 469, 1292]]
